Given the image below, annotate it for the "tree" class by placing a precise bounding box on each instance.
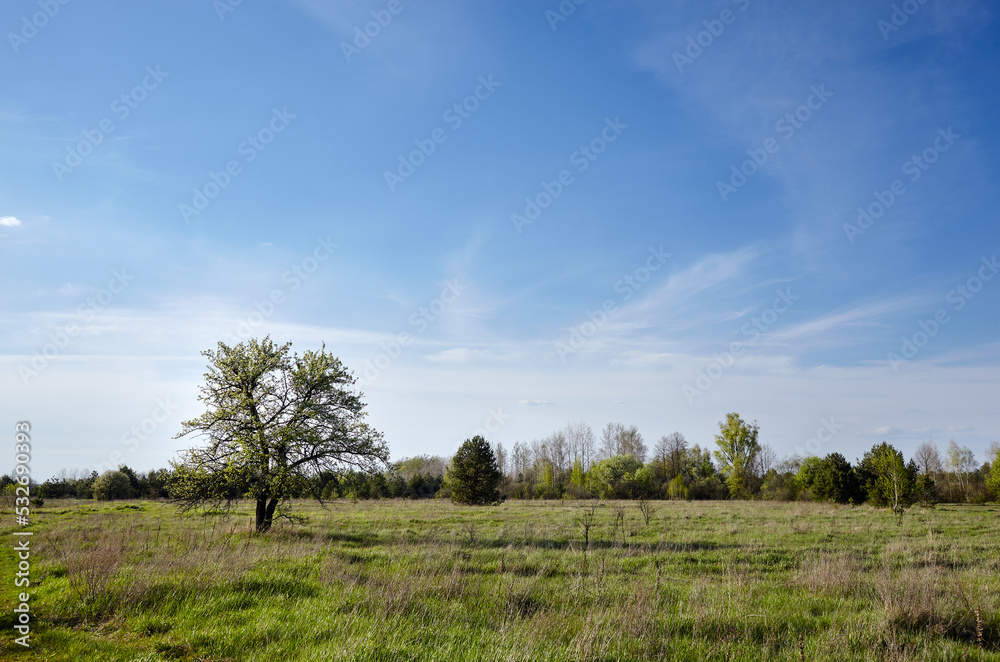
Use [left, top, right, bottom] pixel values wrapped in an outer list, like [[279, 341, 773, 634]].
[[667, 474, 690, 500], [858, 442, 916, 519], [812, 453, 858, 504], [92, 470, 133, 501], [713, 413, 761, 499], [794, 456, 823, 496], [913, 441, 942, 476], [449, 436, 504, 505], [986, 441, 1000, 466], [599, 422, 625, 460], [945, 440, 978, 502], [655, 432, 687, 481], [598, 423, 646, 463], [586, 455, 644, 499], [565, 422, 596, 472], [618, 425, 647, 464], [755, 443, 778, 478], [986, 442, 1000, 502], [569, 457, 585, 488], [172, 337, 388, 533]]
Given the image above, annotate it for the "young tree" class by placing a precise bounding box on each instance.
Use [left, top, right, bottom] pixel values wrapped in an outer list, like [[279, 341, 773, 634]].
[[858, 442, 916, 519], [172, 337, 388, 533], [713, 413, 761, 499], [569, 457, 585, 489], [667, 474, 690, 500], [449, 435, 504, 505]]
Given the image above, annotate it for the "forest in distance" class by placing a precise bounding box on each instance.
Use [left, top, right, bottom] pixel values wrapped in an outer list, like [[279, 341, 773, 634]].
[[12, 414, 999, 514]]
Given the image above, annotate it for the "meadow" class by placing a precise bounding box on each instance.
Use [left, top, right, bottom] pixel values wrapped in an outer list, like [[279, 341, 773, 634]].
[[2, 498, 998, 661]]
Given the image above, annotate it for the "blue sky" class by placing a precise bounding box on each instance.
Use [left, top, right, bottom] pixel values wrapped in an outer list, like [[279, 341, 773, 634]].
[[2, 0, 997, 479]]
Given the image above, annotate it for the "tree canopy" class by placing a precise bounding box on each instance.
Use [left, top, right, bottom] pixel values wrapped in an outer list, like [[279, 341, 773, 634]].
[[171, 337, 388, 532], [713, 413, 761, 498]]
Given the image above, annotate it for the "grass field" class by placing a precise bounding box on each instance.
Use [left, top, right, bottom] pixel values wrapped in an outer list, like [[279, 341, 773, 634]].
[[2, 498, 999, 661]]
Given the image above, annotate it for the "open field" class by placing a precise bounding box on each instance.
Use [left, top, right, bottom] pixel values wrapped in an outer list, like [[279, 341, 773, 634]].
[[2, 499, 999, 661]]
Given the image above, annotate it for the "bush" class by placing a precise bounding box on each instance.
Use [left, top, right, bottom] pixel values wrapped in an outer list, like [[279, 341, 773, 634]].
[[92, 470, 133, 501]]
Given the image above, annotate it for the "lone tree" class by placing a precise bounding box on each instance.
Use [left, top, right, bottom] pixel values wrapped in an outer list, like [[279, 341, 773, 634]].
[[858, 442, 917, 521], [448, 435, 504, 505], [172, 337, 388, 532], [713, 412, 761, 499]]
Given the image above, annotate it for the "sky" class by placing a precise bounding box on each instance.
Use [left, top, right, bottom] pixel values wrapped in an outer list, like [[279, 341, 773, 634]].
[[1, 0, 998, 480]]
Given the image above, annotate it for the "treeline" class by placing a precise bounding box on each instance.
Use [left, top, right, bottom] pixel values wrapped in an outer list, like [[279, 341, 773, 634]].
[[2, 457, 448, 502], [7, 416, 999, 508]]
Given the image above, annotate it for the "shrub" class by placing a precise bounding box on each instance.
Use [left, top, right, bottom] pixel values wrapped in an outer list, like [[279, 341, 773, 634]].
[[92, 470, 133, 501]]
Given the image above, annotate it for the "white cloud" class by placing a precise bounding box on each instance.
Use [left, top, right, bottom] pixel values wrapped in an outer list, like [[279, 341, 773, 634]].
[[0, 216, 22, 227]]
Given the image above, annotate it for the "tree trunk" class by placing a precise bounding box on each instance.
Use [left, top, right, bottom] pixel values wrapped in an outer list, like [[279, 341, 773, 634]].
[[255, 497, 280, 533]]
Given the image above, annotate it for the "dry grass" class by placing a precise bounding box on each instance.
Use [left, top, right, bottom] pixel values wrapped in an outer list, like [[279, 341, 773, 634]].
[[2, 499, 998, 661]]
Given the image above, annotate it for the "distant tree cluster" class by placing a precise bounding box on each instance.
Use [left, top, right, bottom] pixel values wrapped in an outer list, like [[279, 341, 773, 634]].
[[449, 413, 998, 513], [26, 466, 172, 500], [16, 418, 997, 517]]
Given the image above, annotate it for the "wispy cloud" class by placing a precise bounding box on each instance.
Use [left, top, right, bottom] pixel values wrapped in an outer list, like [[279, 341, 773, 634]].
[[768, 296, 927, 345], [0, 216, 22, 227]]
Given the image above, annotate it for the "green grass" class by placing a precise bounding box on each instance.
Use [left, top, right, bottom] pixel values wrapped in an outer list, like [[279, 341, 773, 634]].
[[2, 498, 998, 661]]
